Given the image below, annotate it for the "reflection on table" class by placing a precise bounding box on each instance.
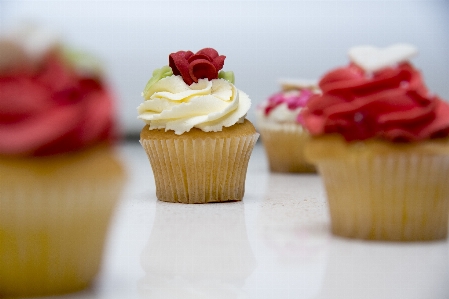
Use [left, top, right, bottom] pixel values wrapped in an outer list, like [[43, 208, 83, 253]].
[[247, 172, 329, 298], [315, 238, 449, 299], [139, 200, 256, 299]]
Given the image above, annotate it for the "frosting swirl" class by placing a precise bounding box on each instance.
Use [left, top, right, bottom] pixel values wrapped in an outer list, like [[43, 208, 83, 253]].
[[0, 51, 116, 156], [300, 62, 449, 142], [138, 75, 250, 135]]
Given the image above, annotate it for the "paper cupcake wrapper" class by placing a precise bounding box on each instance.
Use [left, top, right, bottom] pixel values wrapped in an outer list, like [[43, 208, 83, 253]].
[[258, 121, 316, 173], [0, 152, 124, 297], [141, 133, 258, 203], [318, 154, 449, 241]]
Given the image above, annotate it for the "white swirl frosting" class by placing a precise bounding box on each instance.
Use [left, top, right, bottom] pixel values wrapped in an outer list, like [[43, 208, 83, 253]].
[[137, 76, 251, 135]]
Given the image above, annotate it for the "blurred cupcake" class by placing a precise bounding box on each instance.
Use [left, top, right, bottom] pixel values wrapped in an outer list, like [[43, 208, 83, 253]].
[[139, 200, 256, 299], [256, 79, 319, 173], [138, 48, 258, 203], [0, 25, 125, 297], [301, 44, 449, 241]]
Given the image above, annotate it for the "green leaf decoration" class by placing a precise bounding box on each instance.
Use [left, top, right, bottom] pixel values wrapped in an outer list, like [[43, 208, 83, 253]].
[[218, 70, 235, 84], [143, 65, 173, 99]]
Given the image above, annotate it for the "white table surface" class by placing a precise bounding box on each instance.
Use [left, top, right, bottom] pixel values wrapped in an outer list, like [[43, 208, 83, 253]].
[[38, 142, 449, 299]]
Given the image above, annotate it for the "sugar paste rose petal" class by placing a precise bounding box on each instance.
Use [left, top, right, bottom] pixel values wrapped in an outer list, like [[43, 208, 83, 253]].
[[188, 54, 212, 63], [212, 55, 226, 71], [196, 48, 219, 59], [195, 48, 226, 73], [169, 51, 194, 85], [189, 59, 217, 83]]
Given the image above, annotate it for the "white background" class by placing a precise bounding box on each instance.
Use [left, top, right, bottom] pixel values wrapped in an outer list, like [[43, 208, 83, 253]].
[[1, 0, 448, 134]]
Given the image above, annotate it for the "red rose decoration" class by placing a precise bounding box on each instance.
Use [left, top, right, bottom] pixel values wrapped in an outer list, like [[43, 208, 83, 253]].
[[169, 48, 226, 85], [300, 63, 449, 142]]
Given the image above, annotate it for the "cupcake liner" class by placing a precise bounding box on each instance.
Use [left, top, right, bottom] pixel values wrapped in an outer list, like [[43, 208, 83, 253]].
[[0, 148, 125, 297], [258, 121, 316, 173], [141, 133, 258, 203], [318, 154, 449, 241]]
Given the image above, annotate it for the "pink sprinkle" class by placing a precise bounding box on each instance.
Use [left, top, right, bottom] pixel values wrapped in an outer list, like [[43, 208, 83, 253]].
[[296, 113, 305, 125], [264, 89, 314, 115]]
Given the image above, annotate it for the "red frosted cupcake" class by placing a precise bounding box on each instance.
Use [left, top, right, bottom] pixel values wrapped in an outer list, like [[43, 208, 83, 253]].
[[301, 44, 449, 241], [0, 25, 125, 297]]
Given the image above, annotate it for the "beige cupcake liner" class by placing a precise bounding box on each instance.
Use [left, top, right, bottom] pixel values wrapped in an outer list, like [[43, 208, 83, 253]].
[[0, 147, 125, 297], [307, 136, 449, 241], [141, 134, 258, 203], [258, 121, 316, 173]]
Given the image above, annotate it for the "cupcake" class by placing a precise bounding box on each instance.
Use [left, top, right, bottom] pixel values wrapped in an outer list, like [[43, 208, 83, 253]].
[[138, 48, 258, 204], [256, 79, 319, 172], [301, 44, 449, 241], [0, 25, 125, 297]]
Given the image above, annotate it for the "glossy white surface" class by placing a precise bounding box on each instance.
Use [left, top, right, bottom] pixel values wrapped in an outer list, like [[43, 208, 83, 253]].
[[39, 142, 448, 299]]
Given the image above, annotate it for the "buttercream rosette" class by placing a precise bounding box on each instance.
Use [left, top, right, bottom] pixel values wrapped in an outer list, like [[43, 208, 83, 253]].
[[301, 44, 449, 241], [0, 25, 125, 297], [138, 48, 258, 203]]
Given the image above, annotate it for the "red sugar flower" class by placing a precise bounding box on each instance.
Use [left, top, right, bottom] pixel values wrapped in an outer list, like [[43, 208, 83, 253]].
[[169, 48, 226, 85]]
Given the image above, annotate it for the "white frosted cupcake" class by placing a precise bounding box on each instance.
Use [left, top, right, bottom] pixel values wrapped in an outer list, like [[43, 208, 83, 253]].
[[138, 48, 258, 203], [256, 79, 319, 172]]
